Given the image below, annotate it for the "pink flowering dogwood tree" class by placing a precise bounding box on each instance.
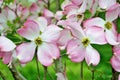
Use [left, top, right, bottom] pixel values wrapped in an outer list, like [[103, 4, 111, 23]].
[[0, 0, 120, 80]]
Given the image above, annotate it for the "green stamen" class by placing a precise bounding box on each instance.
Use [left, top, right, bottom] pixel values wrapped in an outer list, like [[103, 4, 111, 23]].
[[104, 22, 112, 30], [34, 37, 42, 46], [82, 38, 90, 47]]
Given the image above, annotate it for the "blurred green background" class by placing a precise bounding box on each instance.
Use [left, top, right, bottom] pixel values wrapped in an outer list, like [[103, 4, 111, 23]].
[[0, 44, 113, 80]]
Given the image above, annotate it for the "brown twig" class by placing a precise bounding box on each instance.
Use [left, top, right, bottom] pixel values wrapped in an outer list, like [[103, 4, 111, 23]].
[[9, 63, 26, 80]]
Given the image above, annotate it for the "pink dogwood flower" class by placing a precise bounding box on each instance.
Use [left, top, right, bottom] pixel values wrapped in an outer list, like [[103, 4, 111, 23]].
[[83, 17, 119, 45], [111, 34, 120, 72], [0, 36, 16, 64], [58, 21, 106, 65], [111, 52, 120, 72], [106, 4, 120, 22], [99, 0, 116, 10], [0, 7, 16, 31], [16, 17, 62, 66]]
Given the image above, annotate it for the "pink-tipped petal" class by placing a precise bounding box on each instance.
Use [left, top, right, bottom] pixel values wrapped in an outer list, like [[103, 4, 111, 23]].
[[113, 44, 120, 54], [77, 0, 87, 13], [30, 3, 40, 13], [66, 22, 85, 39], [43, 9, 54, 18], [37, 43, 60, 66], [71, 0, 83, 6], [83, 17, 105, 28], [67, 39, 85, 62], [61, 0, 72, 10], [111, 53, 120, 72], [0, 36, 16, 52], [0, 52, 4, 58], [99, 0, 116, 9], [55, 11, 64, 20], [105, 29, 118, 45], [85, 26, 107, 44], [17, 20, 40, 41], [63, 4, 79, 15], [118, 34, 120, 41], [106, 4, 120, 22], [89, 0, 98, 16], [58, 20, 85, 39], [35, 17, 48, 32], [16, 42, 36, 64], [57, 20, 68, 28], [2, 52, 12, 64], [85, 45, 100, 66], [57, 29, 72, 46], [41, 24, 62, 43], [68, 14, 84, 24]]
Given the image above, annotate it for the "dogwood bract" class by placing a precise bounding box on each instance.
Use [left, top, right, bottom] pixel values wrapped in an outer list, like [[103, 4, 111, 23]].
[[0, 36, 16, 64], [16, 17, 62, 66]]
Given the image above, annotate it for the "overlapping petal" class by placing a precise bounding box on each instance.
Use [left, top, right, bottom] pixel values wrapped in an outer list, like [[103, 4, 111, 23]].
[[0, 36, 16, 52], [71, 0, 83, 6], [106, 4, 120, 22], [111, 53, 120, 72], [83, 17, 105, 28], [67, 39, 85, 62], [99, 0, 116, 9], [57, 29, 72, 46], [43, 9, 54, 18], [35, 17, 48, 32], [105, 29, 118, 45], [2, 52, 12, 64], [41, 24, 62, 43]]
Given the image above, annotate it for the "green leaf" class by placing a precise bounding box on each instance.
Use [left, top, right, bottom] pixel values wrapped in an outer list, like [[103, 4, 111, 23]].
[[117, 17, 120, 33], [84, 10, 92, 20], [0, 60, 14, 80], [91, 44, 113, 80], [4, 0, 14, 5]]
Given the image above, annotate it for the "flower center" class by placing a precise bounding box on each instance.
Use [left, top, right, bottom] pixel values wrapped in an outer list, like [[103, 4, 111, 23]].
[[77, 14, 82, 19], [104, 22, 112, 30], [34, 37, 42, 46], [82, 38, 90, 47]]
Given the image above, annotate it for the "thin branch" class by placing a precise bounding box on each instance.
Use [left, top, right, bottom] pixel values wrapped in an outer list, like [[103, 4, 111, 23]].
[[35, 47, 40, 80], [56, 0, 60, 10], [47, 0, 50, 9], [92, 70, 95, 80], [111, 68, 119, 80], [47, 70, 54, 80], [0, 71, 6, 80], [80, 62, 83, 80], [43, 66, 47, 80], [9, 63, 26, 80]]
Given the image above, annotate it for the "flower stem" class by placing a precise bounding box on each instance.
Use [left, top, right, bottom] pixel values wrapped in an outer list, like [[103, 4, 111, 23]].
[[80, 62, 83, 80], [47, 0, 50, 9], [92, 70, 95, 80], [56, 0, 60, 10], [35, 47, 40, 80], [0, 71, 6, 80], [9, 63, 26, 80], [111, 68, 119, 80], [47, 70, 54, 80], [43, 66, 47, 80]]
